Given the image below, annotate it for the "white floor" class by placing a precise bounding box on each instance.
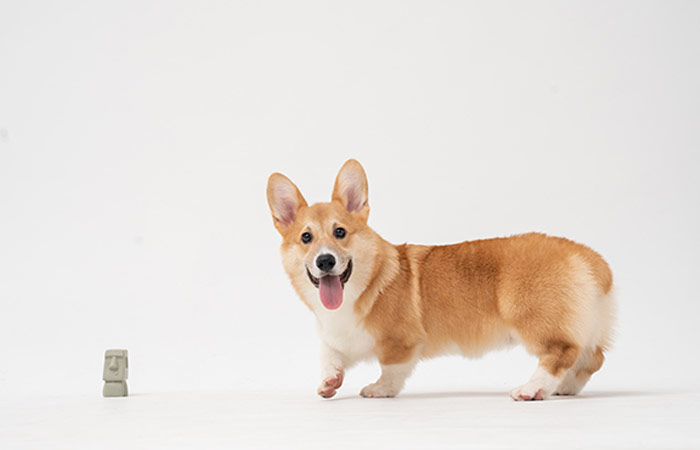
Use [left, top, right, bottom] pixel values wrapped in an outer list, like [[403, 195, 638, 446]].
[[2, 388, 698, 449]]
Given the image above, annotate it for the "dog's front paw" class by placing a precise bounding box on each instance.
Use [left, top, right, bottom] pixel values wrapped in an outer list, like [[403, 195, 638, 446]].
[[359, 382, 400, 398], [317, 371, 344, 399]]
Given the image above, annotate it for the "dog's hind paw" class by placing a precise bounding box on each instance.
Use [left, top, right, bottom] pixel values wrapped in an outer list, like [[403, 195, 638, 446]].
[[510, 385, 547, 401]]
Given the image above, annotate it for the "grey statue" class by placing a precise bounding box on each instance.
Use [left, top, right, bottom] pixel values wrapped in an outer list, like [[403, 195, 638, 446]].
[[103, 349, 128, 397]]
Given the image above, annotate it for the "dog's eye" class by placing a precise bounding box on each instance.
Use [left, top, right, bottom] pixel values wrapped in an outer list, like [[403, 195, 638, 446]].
[[334, 227, 346, 239], [301, 232, 313, 244]]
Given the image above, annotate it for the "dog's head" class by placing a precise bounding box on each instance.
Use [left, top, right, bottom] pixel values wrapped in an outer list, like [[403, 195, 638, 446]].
[[267, 159, 377, 311]]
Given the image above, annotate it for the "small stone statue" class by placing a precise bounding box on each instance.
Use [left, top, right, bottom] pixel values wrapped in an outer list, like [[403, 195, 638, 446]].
[[103, 349, 128, 397]]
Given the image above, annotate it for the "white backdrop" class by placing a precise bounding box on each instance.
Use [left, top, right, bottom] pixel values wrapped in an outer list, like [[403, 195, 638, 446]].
[[1, 1, 698, 399]]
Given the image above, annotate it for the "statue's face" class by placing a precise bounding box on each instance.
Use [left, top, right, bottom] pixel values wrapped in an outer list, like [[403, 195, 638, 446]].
[[103, 350, 128, 381]]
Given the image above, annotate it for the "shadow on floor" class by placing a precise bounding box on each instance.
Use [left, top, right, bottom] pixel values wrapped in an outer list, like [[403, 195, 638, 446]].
[[575, 390, 685, 399], [330, 389, 684, 401]]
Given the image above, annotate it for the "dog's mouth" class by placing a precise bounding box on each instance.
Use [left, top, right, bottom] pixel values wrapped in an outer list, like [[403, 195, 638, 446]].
[[306, 260, 352, 310], [306, 260, 353, 288]]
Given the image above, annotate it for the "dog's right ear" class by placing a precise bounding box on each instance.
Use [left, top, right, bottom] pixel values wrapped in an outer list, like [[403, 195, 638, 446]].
[[267, 173, 308, 234]]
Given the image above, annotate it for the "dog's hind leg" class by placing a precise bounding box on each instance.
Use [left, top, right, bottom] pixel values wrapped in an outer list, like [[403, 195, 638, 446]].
[[554, 346, 605, 396], [510, 341, 580, 401]]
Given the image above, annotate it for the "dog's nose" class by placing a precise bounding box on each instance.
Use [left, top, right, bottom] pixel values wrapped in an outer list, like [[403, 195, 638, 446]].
[[316, 254, 336, 272]]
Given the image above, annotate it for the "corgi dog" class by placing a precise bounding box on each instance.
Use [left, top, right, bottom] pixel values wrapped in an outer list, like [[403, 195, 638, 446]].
[[267, 159, 614, 401]]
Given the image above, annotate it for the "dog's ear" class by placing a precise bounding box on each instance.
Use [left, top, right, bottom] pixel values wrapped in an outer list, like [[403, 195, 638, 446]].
[[332, 159, 369, 222], [267, 173, 308, 233]]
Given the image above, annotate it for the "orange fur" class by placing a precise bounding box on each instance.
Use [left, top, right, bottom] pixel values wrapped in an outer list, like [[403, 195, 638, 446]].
[[267, 159, 615, 400]]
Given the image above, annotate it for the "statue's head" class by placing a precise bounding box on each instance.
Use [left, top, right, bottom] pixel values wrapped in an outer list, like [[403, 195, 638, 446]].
[[103, 349, 128, 382]]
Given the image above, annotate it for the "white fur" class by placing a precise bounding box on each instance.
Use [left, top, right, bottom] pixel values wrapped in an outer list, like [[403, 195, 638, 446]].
[[315, 307, 376, 366], [319, 341, 345, 381], [566, 254, 617, 351], [360, 359, 417, 398], [510, 366, 563, 401], [299, 276, 376, 370]]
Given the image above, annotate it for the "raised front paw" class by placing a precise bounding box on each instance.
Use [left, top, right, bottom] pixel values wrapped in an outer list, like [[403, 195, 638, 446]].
[[317, 371, 344, 399], [359, 382, 400, 398]]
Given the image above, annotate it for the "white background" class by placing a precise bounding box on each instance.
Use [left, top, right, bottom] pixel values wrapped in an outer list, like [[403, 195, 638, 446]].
[[1, 1, 699, 448]]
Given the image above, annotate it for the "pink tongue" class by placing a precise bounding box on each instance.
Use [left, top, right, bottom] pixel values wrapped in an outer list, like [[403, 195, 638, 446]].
[[319, 275, 343, 310]]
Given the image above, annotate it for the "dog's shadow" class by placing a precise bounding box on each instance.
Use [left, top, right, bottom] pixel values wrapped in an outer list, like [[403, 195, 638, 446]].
[[332, 389, 677, 401], [398, 391, 506, 400]]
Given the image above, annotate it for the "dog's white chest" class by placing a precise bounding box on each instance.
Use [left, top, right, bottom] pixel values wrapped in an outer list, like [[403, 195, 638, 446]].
[[314, 304, 376, 363]]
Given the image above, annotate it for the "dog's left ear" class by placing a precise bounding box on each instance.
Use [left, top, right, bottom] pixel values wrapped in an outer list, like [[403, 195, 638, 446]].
[[332, 159, 369, 222]]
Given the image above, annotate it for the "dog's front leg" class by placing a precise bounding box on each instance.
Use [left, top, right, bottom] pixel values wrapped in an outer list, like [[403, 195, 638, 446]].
[[317, 342, 346, 399], [360, 357, 417, 398]]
